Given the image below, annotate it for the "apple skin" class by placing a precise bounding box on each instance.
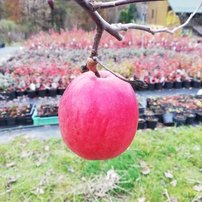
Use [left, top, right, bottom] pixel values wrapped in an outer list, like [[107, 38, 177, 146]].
[[58, 70, 139, 160]]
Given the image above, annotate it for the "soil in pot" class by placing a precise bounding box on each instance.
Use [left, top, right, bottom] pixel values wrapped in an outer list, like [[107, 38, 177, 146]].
[[163, 112, 174, 126], [146, 118, 158, 129], [164, 82, 173, 89], [138, 119, 146, 130], [174, 81, 182, 89], [174, 114, 187, 127], [182, 81, 191, 88]]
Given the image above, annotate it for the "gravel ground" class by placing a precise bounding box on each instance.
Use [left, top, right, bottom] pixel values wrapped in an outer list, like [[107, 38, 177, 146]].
[[0, 125, 60, 144], [0, 46, 24, 65]]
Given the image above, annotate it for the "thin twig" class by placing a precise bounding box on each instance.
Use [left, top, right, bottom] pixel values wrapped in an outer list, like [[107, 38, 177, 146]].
[[91, 0, 164, 10], [112, 1, 202, 34], [94, 57, 148, 88]]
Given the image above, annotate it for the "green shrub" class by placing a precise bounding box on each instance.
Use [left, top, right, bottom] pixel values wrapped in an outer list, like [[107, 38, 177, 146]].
[[0, 19, 23, 44]]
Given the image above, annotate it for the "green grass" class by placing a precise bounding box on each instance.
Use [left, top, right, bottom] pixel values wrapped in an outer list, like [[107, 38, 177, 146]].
[[0, 126, 202, 201]]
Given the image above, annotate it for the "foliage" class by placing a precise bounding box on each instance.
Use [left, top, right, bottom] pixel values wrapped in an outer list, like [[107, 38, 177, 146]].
[[0, 126, 202, 201], [0, 19, 23, 43], [119, 4, 139, 23]]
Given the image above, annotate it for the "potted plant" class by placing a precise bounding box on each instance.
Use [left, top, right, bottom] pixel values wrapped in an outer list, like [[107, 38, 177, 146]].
[[174, 114, 186, 127], [185, 112, 196, 125], [154, 108, 164, 123], [164, 76, 174, 89], [138, 118, 146, 130], [196, 110, 202, 122], [146, 117, 158, 129]]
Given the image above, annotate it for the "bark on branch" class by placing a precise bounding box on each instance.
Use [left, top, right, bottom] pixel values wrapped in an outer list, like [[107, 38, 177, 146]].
[[91, 0, 165, 10]]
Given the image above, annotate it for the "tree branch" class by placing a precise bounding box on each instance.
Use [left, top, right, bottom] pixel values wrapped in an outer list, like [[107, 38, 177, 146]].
[[91, 27, 104, 57], [112, 1, 202, 34], [91, 0, 165, 10]]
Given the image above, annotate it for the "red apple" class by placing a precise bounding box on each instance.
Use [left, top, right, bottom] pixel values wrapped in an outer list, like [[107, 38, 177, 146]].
[[58, 70, 139, 160]]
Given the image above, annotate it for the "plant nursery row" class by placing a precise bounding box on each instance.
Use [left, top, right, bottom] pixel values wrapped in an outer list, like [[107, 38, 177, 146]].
[[0, 97, 59, 128], [26, 29, 202, 55], [0, 95, 201, 129], [138, 95, 202, 130], [0, 53, 201, 97]]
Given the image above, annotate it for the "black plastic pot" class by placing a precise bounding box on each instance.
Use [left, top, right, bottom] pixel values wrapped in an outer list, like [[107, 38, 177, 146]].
[[49, 89, 57, 97], [163, 112, 174, 126], [58, 88, 65, 95], [174, 81, 182, 89], [6, 117, 16, 127], [164, 82, 173, 89], [196, 112, 202, 122], [9, 91, 16, 100], [16, 116, 26, 125], [174, 115, 186, 127], [186, 114, 196, 125], [182, 81, 191, 88], [191, 80, 201, 88], [138, 119, 146, 130], [148, 83, 155, 91], [25, 117, 33, 125], [27, 90, 36, 99], [155, 83, 163, 90], [16, 91, 26, 97], [146, 118, 158, 129], [0, 117, 7, 126], [38, 89, 47, 97]]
